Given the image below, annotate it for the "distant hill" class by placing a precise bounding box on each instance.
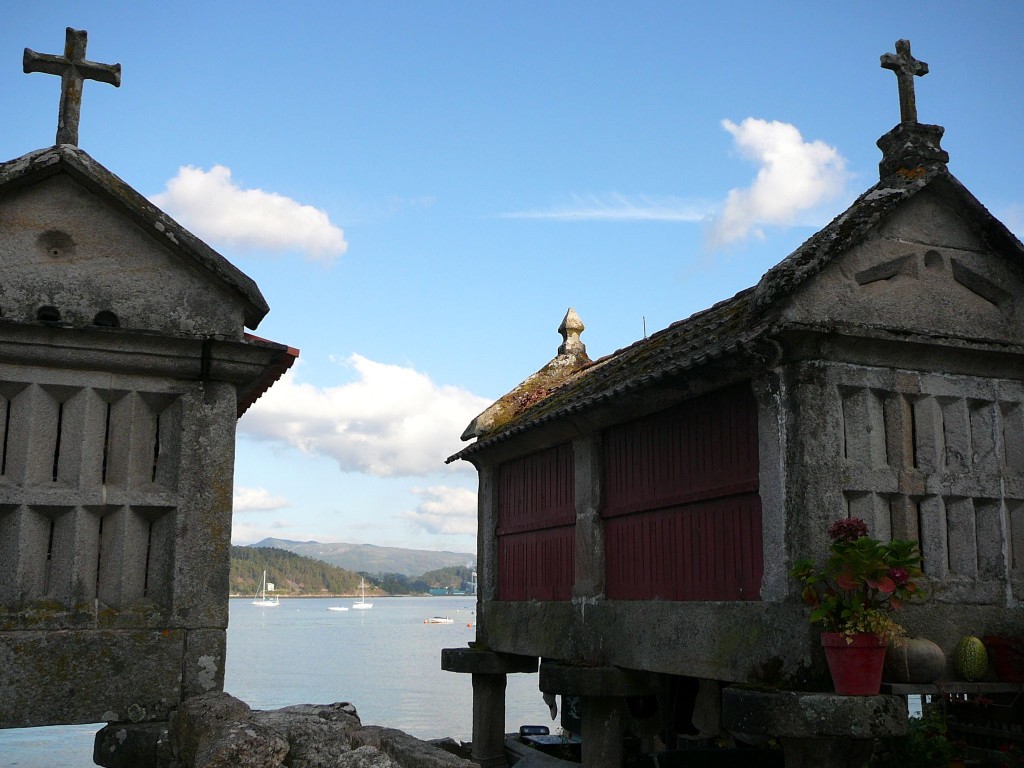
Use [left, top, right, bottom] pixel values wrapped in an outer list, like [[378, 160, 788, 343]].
[[250, 538, 475, 578], [231, 546, 377, 597]]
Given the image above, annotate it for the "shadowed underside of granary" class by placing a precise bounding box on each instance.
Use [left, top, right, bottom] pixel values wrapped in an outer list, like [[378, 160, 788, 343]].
[[444, 40, 1024, 767]]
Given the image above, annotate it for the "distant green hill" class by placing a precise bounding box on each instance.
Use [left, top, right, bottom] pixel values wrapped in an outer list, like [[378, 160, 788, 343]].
[[420, 565, 475, 591], [231, 546, 382, 597], [250, 538, 475, 578]]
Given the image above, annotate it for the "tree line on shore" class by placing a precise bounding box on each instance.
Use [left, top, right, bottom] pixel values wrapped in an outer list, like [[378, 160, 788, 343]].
[[231, 546, 475, 597]]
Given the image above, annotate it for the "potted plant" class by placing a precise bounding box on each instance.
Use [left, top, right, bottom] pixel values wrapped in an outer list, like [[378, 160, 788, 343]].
[[790, 517, 924, 695]]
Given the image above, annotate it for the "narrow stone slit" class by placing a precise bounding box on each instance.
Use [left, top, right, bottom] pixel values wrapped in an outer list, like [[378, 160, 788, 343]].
[[95, 516, 104, 597], [909, 398, 919, 469], [43, 519, 56, 594], [151, 414, 161, 482], [52, 402, 64, 482], [101, 403, 112, 484], [840, 394, 850, 460], [143, 520, 154, 597], [1, 400, 11, 475]]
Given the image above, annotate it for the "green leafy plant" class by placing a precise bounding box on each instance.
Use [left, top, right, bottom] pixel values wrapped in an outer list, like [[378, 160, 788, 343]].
[[870, 709, 952, 768], [790, 517, 923, 642]]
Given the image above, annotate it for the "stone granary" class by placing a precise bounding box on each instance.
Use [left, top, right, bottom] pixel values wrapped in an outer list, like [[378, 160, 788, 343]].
[[444, 41, 1024, 766], [0, 27, 295, 761]]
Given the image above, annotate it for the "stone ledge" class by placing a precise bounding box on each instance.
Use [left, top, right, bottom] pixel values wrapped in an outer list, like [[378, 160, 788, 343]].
[[441, 647, 537, 675], [538, 662, 657, 698], [722, 687, 908, 740]]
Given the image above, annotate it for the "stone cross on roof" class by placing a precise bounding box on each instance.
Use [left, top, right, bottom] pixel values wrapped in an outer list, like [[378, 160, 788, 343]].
[[23, 28, 121, 147], [880, 39, 928, 124]]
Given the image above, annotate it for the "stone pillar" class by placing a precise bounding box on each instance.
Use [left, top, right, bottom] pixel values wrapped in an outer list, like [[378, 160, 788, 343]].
[[441, 647, 537, 767], [476, 467, 500, 605], [722, 688, 907, 768], [471, 673, 509, 768], [539, 661, 657, 768], [573, 434, 605, 599]]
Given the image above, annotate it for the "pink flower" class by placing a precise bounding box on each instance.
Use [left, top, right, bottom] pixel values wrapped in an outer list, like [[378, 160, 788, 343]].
[[828, 517, 869, 543], [889, 567, 909, 586]]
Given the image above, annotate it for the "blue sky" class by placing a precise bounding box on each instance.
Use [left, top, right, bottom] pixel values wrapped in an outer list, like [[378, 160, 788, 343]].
[[2, 3, 1022, 555]]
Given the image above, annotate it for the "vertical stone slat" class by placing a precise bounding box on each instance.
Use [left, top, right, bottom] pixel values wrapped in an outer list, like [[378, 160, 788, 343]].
[[100, 390, 133, 487], [939, 397, 970, 472], [974, 499, 1005, 580], [0, 505, 24, 604], [912, 395, 944, 472], [968, 400, 999, 474], [97, 505, 151, 609], [1009, 500, 1024, 574], [19, 385, 60, 486], [918, 495, 948, 579], [945, 496, 978, 577]]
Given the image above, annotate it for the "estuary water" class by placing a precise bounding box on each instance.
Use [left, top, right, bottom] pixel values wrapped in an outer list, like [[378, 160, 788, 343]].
[[0, 596, 552, 767]]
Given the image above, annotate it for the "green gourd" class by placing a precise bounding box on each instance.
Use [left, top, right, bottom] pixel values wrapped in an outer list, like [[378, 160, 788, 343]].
[[954, 636, 988, 681]]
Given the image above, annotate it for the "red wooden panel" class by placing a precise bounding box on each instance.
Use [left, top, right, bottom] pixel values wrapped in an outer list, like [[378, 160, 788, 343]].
[[603, 383, 759, 518], [497, 525, 574, 601], [496, 443, 575, 601], [498, 443, 575, 534], [605, 494, 763, 600]]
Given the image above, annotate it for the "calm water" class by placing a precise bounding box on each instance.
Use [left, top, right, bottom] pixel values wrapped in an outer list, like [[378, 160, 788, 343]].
[[0, 596, 552, 767]]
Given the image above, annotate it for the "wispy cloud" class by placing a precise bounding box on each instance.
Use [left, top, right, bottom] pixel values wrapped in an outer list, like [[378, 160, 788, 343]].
[[706, 118, 850, 248], [401, 485, 478, 536], [501, 193, 714, 222], [238, 357, 491, 478], [151, 165, 348, 261], [500, 119, 849, 252], [233, 486, 290, 512]]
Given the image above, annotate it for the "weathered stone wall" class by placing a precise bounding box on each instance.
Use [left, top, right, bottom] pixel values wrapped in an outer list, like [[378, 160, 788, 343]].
[[0, 148, 285, 729]]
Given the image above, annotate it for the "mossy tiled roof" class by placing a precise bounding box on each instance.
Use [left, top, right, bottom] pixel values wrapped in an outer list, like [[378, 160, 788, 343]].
[[451, 157, 1024, 463]]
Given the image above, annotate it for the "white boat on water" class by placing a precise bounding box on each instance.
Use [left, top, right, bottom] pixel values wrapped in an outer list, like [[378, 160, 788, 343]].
[[352, 578, 373, 610], [252, 570, 280, 607], [424, 616, 453, 624], [327, 606, 349, 612]]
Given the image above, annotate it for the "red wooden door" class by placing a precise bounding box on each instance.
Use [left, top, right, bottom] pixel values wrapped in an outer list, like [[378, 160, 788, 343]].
[[602, 383, 762, 600], [496, 443, 575, 600]]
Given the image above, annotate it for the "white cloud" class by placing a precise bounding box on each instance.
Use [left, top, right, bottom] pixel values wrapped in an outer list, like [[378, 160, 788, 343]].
[[238, 356, 491, 478], [233, 486, 290, 512], [706, 118, 850, 248], [402, 485, 478, 536], [502, 193, 714, 222], [151, 165, 348, 261]]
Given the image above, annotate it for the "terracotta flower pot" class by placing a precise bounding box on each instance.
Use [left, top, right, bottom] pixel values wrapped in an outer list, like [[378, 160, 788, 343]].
[[821, 632, 888, 695]]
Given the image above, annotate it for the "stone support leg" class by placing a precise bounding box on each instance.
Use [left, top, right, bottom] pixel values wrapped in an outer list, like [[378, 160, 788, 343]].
[[471, 672, 508, 768], [580, 696, 626, 768], [441, 647, 538, 768]]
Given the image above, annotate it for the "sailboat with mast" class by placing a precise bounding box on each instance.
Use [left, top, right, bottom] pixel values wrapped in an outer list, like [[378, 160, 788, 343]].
[[252, 570, 280, 607], [352, 577, 373, 610]]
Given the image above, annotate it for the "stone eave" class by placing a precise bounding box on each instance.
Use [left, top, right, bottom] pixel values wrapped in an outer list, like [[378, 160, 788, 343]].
[[0, 145, 270, 330], [0, 317, 293, 417]]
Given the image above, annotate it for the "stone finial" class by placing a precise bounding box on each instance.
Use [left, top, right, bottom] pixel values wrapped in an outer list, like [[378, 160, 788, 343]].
[[876, 41, 948, 180], [880, 39, 928, 124], [24, 28, 121, 146], [558, 308, 586, 357]]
